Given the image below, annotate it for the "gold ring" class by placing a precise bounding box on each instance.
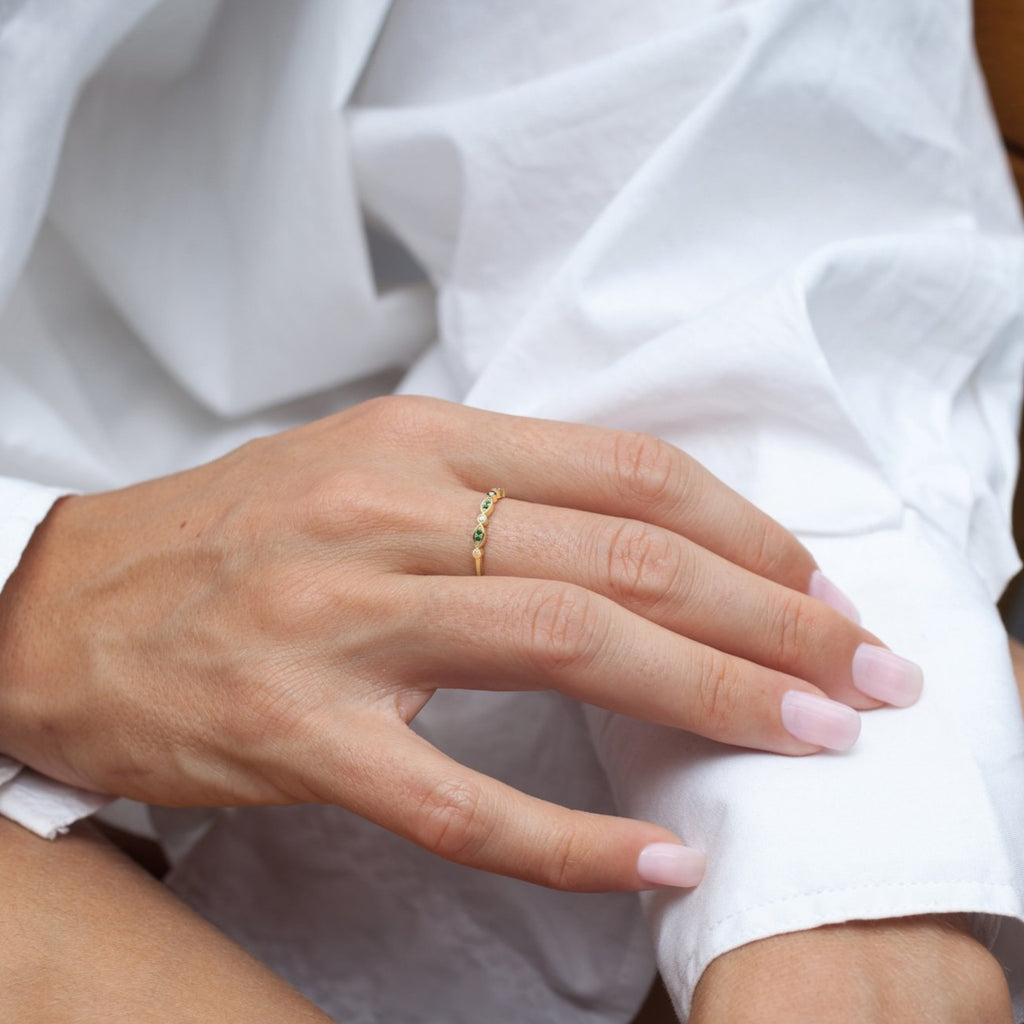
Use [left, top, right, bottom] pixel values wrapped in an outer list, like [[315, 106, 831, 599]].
[[472, 488, 505, 576]]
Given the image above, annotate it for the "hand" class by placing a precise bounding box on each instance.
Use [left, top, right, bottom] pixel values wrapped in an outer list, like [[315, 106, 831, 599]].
[[0, 396, 909, 890], [688, 916, 1013, 1023]]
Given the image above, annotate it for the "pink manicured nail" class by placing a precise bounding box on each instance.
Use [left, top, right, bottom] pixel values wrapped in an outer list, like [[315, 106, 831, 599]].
[[636, 843, 706, 889], [780, 690, 861, 751], [852, 644, 923, 707], [808, 570, 861, 624]]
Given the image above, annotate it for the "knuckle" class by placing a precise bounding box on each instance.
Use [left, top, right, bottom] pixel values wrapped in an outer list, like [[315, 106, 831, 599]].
[[772, 590, 813, 673], [350, 393, 415, 430], [415, 778, 489, 862], [745, 516, 791, 582], [608, 431, 682, 509], [300, 471, 378, 532], [604, 520, 694, 613], [519, 582, 603, 675], [693, 649, 740, 737], [297, 470, 417, 547], [539, 825, 588, 891], [355, 394, 446, 446]]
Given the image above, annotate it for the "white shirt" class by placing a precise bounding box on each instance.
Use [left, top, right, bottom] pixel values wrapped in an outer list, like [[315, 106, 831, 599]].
[[1, 1, 1023, 1020]]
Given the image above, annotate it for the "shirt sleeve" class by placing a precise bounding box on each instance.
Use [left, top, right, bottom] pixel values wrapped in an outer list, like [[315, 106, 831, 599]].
[[350, 0, 1024, 1016]]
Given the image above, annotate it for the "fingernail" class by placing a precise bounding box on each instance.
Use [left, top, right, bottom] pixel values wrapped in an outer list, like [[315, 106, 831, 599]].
[[636, 842, 706, 888], [780, 690, 861, 750], [808, 570, 860, 624], [851, 644, 923, 707]]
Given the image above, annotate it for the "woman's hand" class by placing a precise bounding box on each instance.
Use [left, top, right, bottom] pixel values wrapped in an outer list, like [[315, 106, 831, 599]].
[[688, 916, 1013, 1023], [0, 396, 917, 890]]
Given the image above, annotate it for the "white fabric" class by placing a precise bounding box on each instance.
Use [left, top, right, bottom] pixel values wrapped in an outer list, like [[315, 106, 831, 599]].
[[1, 0, 1023, 1020], [0, 767, 108, 839], [0, 754, 21, 789]]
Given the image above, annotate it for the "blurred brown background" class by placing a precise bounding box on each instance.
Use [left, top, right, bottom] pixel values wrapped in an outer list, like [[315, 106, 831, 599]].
[[978, 0, 1024, 633]]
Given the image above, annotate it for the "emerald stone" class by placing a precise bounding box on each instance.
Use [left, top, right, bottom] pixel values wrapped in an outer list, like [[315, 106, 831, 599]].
[[481, 498, 493, 512], [473, 526, 486, 544]]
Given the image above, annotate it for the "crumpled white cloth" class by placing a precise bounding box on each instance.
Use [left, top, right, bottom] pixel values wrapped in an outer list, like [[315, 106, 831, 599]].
[[1, 0, 1023, 1020], [0, 761, 108, 839]]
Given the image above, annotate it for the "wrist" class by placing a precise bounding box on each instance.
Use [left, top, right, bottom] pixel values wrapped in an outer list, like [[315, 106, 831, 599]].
[[689, 916, 1012, 1024]]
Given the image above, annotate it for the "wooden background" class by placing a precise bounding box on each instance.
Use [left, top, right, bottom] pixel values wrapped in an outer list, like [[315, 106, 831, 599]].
[[977, 0, 1024, 613], [975, 0, 1024, 204]]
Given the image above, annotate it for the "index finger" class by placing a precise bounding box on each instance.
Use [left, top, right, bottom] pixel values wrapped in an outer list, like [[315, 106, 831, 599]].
[[303, 715, 705, 893]]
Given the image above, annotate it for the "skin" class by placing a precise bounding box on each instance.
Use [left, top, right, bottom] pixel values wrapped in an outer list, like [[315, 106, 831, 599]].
[[0, 395, 891, 891], [0, 817, 331, 1024], [688, 916, 1013, 1024], [0, 818, 1010, 1022], [0, 395, 1010, 1018]]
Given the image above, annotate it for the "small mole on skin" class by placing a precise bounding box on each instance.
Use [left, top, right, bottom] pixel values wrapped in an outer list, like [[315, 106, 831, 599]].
[[179, 521, 187, 529]]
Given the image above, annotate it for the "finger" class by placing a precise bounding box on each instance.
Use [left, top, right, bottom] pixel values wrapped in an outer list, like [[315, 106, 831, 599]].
[[407, 497, 918, 711], [435, 404, 821, 595], [483, 503, 912, 709], [302, 715, 705, 892], [392, 575, 863, 754]]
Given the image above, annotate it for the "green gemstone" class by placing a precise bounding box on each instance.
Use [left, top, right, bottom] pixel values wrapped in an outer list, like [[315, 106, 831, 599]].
[[473, 527, 486, 544], [481, 498, 493, 512]]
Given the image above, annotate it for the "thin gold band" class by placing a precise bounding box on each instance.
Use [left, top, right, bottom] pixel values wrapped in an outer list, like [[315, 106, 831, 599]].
[[472, 488, 505, 576]]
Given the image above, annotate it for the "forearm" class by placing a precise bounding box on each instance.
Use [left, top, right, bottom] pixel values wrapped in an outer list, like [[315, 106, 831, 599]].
[[689, 916, 1013, 1023], [0, 818, 332, 1023]]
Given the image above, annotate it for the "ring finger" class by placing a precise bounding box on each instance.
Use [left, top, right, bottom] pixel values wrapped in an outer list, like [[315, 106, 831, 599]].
[[408, 493, 919, 713]]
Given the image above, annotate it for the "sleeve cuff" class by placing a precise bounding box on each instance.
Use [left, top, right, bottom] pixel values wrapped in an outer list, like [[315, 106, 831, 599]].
[[587, 513, 1024, 1018], [0, 768, 110, 839], [0, 477, 99, 838]]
